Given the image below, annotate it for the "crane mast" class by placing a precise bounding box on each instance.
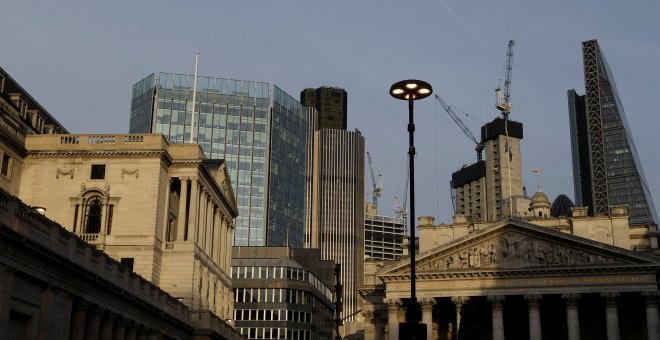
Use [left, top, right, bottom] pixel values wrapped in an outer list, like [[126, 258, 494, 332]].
[[366, 151, 382, 209], [496, 40, 515, 119], [434, 94, 485, 161]]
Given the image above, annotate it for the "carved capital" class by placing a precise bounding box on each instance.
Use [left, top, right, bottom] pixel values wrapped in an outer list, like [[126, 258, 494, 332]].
[[562, 293, 580, 308], [487, 295, 505, 309], [524, 294, 543, 308], [384, 298, 402, 312], [362, 309, 375, 322], [601, 292, 620, 307], [451, 296, 469, 307], [418, 297, 436, 311], [641, 292, 659, 306]]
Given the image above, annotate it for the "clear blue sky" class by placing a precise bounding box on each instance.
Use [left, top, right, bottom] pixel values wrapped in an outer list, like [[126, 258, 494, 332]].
[[4, 0, 659, 223]]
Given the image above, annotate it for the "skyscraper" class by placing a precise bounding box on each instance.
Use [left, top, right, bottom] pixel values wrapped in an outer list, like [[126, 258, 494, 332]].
[[451, 117, 525, 222], [307, 129, 365, 323], [130, 73, 312, 246], [300, 87, 347, 130], [568, 40, 658, 226]]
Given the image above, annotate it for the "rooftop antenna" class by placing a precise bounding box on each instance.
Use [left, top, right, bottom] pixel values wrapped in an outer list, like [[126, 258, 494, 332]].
[[190, 50, 200, 143]]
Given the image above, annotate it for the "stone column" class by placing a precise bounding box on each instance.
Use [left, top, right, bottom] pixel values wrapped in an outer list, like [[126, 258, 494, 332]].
[[198, 191, 207, 245], [643, 292, 659, 340], [419, 297, 436, 340], [161, 178, 172, 242], [451, 296, 468, 336], [0, 264, 16, 336], [112, 316, 130, 340], [225, 221, 233, 270], [176, 177, 188, 241], [602, 293, 620, 340], [85, 305, 105, 340], [362, 309, 377, 340], [374, 315, 386, 340], [69, 300, 91, 340], [99, 311, 118, 340], [187, 178, 199, 241], [562, 293, 580, 340], [136, 326, 150, 340], [385, 298, 402, 340], [524, 294, 542, 340], [488, 296, 505, 340], [125, 322, 139, 340], [212, 209, 220, 262]]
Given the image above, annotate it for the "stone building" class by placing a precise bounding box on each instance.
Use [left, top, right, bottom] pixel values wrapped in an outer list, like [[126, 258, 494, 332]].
[[359, 190, 660, 340], [18, 133, 238, 321], [0, 188, 243, 339], [0, 66, 67, 197]]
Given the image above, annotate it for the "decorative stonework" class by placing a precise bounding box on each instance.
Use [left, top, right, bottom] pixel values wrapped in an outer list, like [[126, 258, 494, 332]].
[[56, 168, 75, 179], [416, 231, 617, 272], [121, 168, 139, 179]]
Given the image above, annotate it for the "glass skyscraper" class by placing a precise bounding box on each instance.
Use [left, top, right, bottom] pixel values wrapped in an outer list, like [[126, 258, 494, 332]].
[[130, 73, 311, 246], [568, 40, 658, 226]]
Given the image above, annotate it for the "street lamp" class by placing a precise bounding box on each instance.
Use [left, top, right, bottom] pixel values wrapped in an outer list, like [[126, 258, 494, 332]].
[[389, 79, 432, 325]]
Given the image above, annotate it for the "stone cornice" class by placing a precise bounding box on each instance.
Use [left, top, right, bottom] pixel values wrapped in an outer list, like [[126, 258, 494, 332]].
[[379, 264, 660, 282], [27, 150, 167, 158]]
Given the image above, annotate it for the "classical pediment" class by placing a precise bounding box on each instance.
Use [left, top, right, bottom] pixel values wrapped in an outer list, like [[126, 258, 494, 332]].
[[380, 219, 659, 276]]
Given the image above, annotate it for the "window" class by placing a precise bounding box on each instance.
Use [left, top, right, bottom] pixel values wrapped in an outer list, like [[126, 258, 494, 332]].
[[120, 258, 134, 271], [84, 196, 103, 233], [1, 153, 12, 178], [90, 164, 106, 179]]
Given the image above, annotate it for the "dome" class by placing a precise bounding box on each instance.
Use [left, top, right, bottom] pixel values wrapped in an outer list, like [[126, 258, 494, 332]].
[[551, 194, 575, 217], [531, 191, 550, 206]]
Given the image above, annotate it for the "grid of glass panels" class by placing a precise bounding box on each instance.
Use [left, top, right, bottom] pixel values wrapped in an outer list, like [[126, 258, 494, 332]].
[[129, 73, 308, 246], [594, 55, 658, 225]]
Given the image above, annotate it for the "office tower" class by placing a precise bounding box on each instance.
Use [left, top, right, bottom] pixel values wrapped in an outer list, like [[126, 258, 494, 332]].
[[308, 129, 365, 322], [568, 39, 658, 226], [231, 247, 335, 340], [300, 87, 348, 130], [130, 73, 312, 246], [364, 204, 406, 260], [451, 117, 525, 221]]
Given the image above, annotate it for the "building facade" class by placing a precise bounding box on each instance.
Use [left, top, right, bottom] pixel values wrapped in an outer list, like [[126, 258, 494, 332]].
[[307, 129, 365, 323], [0, 67, 67, 197], [130, 73, 311, 247], [18, 134, 238, 322], [364, 204, 406, 261], [0, 189, 243, 339], [359, 191, 660, 340], [568, 39, 658, 226], [231, 247, 335, 340], [300, 87, 347, 130], [452, 117, 527, 222]]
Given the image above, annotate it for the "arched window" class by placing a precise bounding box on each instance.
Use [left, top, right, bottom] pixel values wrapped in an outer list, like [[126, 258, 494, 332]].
[[84, 196, 103, 234]]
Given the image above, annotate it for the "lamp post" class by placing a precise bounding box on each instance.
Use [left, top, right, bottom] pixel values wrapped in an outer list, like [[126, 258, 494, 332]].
[[389, 79, 432, 324]]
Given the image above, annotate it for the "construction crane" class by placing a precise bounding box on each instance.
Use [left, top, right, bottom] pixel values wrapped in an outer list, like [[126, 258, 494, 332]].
[[394, 162, 409, 224], [366, 151, 383, 209], [496, 40, 515, 119], [435, 94, 485, 161]]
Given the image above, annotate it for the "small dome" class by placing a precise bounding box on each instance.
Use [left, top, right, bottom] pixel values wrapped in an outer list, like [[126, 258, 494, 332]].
[[551, 194, 575, 217], [531, 191, 550, 206]]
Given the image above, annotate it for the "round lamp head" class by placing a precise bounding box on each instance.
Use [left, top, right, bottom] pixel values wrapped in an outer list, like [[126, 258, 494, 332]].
[[390, 79, 433, 100]]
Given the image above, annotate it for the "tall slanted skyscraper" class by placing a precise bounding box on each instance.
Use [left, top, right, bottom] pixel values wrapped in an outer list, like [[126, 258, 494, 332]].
[[130, 73, 311, 246], [568, 40, 658, 226]]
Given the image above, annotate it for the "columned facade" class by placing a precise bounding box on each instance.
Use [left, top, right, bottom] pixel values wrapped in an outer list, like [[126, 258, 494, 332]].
[[360, 220, 660, 340]]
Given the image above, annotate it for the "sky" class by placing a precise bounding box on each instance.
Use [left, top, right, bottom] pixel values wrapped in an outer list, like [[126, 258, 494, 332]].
[[3, 0, 660, 224]]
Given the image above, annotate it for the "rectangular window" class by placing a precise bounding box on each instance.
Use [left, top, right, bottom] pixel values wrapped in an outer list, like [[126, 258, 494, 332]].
[[91, 164, 106, 179], [120, 258, 134, 271], [1, 153, 12, 178]]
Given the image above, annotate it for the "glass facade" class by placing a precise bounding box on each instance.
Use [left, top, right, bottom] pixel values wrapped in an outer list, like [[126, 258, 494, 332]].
[[569, 40, 658, 226], [130, 73, 309, 246]]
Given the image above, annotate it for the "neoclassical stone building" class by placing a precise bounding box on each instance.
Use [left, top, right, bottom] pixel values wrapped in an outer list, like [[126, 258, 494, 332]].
[[18, 134, 239, 327], [360, 192, 660, 340]]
